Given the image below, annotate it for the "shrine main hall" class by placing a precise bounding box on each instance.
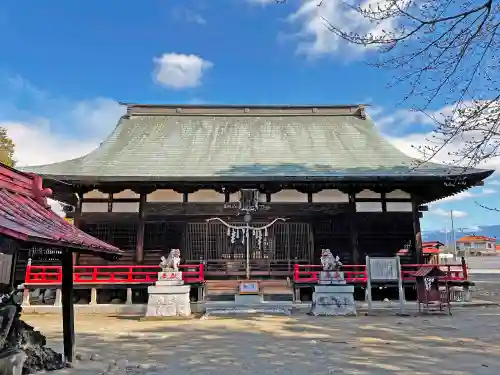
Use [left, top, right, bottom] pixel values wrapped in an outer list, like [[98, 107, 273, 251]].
[[17, 103, 492, 284]]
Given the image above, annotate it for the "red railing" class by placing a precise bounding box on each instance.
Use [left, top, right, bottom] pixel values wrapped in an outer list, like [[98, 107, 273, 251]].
[[293, 263, 468, 283], [25, 264, 204, 285]]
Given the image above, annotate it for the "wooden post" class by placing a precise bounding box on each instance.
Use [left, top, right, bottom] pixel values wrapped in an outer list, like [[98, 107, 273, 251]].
[[412, 199, 423, 264], [135, 193, 146, 264], [348, 193, 359, 264], [72, 192, 83, 265], [61, 250, 75, 363]]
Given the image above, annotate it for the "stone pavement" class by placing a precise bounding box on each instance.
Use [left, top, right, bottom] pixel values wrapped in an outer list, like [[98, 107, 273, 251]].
[[22, 307, 500, 375]]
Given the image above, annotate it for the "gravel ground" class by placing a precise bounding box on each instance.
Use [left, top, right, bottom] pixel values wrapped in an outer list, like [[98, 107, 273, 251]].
[[470, 274, 500, 303], [22, 308, 500, 375]]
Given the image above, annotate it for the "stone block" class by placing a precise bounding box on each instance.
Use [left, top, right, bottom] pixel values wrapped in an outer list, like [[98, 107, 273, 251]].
[[146, 292, 191, 317], [309, 284, 357, 317], [234, 294, 264, 305], [0, 350, 26, 375], [319, 271, 346, 285], [157, 271, 182, 281], [156, 280, 184, 287], [314, 285, 354, 294], [204, 306, 292, 317], [148, 285, 190, 294]]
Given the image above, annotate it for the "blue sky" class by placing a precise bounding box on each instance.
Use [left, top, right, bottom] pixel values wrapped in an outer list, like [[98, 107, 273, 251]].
[[0, 0, 498, 233]]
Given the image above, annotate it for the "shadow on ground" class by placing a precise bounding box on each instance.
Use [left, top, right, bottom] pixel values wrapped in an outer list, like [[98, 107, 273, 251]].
[[22, 308, 500, 375]]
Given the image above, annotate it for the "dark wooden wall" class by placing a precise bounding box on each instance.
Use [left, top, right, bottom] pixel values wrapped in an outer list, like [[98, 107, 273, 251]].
[[74, 211, 414, 266], [311, 212, 413, 264]]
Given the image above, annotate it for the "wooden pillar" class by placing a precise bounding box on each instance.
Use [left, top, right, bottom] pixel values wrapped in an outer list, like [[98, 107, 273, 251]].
[[61, 250, 75, 363], [72, 192, 83, 265], [348, 192, 359, 264], [412, 199, 423, 264], [9, 250, 19, 288], [135, 193, 146, 264]]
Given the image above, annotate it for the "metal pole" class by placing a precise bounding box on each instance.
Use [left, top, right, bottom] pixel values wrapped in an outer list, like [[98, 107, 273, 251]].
[[365, 255, 373, 313], [244, 213, 251, 280], [396, 256, 405, 315], [246, 228, 250, 280], [445, 227, 448, 248], [450, 210, 457, 260]]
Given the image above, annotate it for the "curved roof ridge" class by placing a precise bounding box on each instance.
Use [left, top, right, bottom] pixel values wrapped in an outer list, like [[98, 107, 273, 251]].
[[123, 103, 369, 118]]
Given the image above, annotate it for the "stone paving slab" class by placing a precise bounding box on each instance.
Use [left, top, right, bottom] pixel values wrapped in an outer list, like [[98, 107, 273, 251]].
[[22, 306, 500, 375]]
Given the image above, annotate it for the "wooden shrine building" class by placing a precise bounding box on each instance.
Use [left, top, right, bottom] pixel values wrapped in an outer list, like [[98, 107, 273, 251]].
[[0, 162, 122, 362], [18, 103, 494, 281]]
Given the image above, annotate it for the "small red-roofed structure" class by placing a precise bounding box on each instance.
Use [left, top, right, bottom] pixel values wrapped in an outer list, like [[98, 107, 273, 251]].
[[0, 162, 122, 363]]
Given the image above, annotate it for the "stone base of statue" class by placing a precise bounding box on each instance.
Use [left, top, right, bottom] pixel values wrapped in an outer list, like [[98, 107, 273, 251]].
[[309, 271, 357, 316], [145, 271, 191, 318]]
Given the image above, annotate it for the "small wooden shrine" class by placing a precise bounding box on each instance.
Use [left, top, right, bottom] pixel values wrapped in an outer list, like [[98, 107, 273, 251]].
[[415, 266, 452, 315]]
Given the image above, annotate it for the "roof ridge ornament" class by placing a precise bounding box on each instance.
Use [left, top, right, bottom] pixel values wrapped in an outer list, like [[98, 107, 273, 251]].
[[356, 105, 367, 120]]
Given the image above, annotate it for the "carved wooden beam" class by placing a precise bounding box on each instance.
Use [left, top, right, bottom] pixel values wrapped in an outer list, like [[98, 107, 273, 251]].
[[130, 185, 157, 196], [338, 185, 363, 195]]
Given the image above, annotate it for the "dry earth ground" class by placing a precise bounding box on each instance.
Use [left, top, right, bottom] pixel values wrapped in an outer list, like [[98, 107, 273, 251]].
[[22, 307, 500, 375]]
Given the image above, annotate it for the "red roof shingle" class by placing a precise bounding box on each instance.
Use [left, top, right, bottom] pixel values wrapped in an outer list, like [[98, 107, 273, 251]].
[[0, 163, 121, 255]]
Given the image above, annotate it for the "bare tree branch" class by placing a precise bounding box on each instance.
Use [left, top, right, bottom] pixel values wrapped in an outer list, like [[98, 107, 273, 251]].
[[280, 0, 500, 170]]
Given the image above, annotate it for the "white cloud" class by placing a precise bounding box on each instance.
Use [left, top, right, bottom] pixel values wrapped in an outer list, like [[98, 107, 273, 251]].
[[172, 8, 206, 25], [385, 126, 500, 173], [489, 180, 500, 185], [5, 120, 101, 167], [435, 191, 475, 204], [153, 53, 213, 89], [4, 98, 125, 167], [69, 98, 125, 140], [287, 0, 400, 57], [462, 225, 483, 233], [379, 100, 500, 175], [481, 188, 497, 195], [1, 83, 125, 217], [431, 207, 468, 219]]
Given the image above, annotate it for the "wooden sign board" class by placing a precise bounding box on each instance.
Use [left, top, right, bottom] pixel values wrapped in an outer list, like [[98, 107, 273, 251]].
[[239, 281, 260, 295], [366, 256, 406, 315], [368, 257, 399, 281]]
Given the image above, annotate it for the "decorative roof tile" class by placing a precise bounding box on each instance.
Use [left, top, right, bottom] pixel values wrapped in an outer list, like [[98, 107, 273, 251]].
[[0, 163, 122, 255]]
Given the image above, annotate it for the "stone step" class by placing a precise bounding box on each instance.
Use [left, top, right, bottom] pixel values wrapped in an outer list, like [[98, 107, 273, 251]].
[[204, 304, 292, 318], [205, 280, 293, 296]]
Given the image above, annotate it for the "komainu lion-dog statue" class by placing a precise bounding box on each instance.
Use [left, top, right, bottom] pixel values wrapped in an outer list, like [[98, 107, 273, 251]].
[[159, 249, 181, 272], [320, 249, 342, 271]]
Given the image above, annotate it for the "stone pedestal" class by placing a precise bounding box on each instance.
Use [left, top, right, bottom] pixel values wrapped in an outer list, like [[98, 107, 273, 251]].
[[0, 349, 26, 375], [309, 271, 357, 316], [234, 293, 263, 305], [146, 272, 191, 317]]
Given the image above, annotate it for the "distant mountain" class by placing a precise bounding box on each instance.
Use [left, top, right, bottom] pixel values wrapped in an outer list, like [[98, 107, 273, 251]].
[[423, 225, 500, 244]]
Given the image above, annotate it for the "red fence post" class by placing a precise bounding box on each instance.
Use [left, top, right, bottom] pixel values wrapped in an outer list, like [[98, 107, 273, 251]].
[[25, 266, 31, 283], [293, 264, 299, 282], [461, 257, 468, 280], [199, 263, 204, 282]]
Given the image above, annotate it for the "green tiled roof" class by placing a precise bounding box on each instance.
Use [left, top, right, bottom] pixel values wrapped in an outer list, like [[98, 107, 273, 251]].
[[20, 104, 493, 181]]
